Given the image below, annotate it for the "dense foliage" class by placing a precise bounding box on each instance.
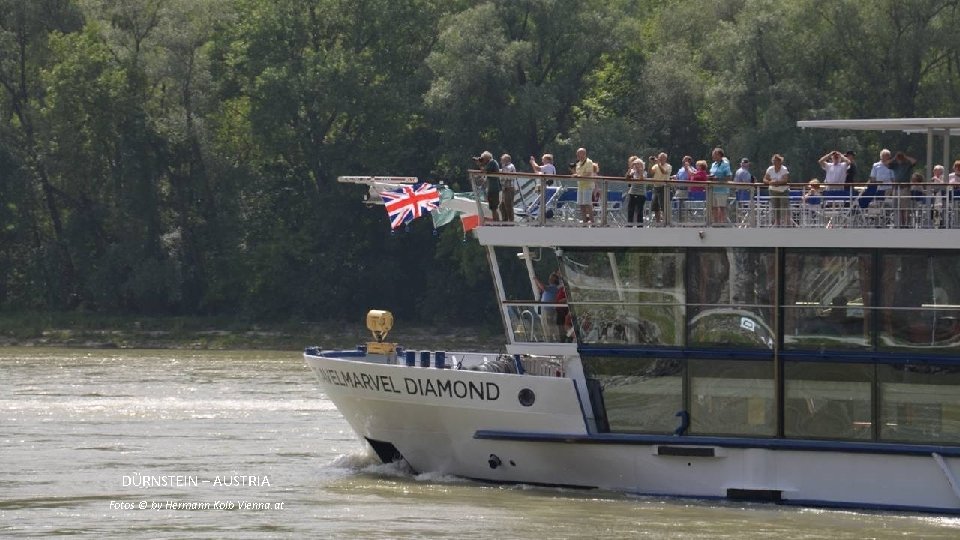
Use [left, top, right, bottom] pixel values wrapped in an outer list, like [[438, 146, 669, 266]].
[[2, 0, 959, 326]]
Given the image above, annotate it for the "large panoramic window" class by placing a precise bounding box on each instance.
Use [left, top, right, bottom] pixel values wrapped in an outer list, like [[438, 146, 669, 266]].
[[782, 250, 873, 350], [783, 361, 873, 440], [581, 356, 683, 434], [877, 252, 960, 351], [686, 249, 775, 349], [879, 363, 960, 444], [494, 246, 562, 302], [562, 249, 684, 345], [688, 359, 775, 436]]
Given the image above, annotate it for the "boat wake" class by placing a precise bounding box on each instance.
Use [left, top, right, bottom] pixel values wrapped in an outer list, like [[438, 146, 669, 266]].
[[327, 449, 469, 484]]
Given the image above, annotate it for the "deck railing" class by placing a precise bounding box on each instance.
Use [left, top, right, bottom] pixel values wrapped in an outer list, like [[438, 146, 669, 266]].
[[468, 170, 960, 229]]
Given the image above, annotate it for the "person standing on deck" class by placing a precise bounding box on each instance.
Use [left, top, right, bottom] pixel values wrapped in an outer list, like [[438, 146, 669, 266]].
[[624, 156, 646, 226], [535, 272, 561, 341], [734, 157, 754, 209], [674, 155, 694, 214], [886, 151, 917, 227], [950, 160, 960, 184], [818, 150, 850, 186], [763, 154, 791, 226], [868, 149, 896, 194], [844, 151, 858, 192], [530, 154, 557, 176], [735, 158, 754, 184], [499, 154, 517, 222], [573, 147, 598, 224], [709, 148, 732, 224], [476, 151, 501, 221], [648, 152, 672, 224]]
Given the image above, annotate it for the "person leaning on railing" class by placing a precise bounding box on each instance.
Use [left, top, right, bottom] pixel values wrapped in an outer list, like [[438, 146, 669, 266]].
[[573, 147, 598, 224], [708, 148, 732, 224], [763, 153, 791, 227], [473, 151, 501, 221], [624, 156, 646, 226], [648, 152, 672, 224]]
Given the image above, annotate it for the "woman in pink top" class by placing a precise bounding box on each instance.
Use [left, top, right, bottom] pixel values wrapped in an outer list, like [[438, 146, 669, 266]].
[[690, 160, 708, 193]]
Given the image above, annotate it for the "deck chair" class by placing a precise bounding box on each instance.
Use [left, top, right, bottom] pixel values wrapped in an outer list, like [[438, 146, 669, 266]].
[[856, 187, 892, 228], [800, 195, 822, 227], [908, 190, 932, 228], [598, 190, 626, 225], [553, 187, 582, 223], [514, 185, 560, 223], [821, 190, 851, 228]]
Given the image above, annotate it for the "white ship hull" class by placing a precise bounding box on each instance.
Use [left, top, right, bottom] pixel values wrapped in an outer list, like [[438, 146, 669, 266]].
[[306, 352, 960, 513]]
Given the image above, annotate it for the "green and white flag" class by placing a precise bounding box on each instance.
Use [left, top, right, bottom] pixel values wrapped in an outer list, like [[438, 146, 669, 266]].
[[430, 186, 458, 228]]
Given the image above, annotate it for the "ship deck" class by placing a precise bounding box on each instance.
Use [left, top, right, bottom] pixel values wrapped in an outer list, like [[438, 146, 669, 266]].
[[471, 173, 960, 249]]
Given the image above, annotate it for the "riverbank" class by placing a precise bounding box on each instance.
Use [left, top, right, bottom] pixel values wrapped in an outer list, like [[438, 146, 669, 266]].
[[0, 314, 504, 351]]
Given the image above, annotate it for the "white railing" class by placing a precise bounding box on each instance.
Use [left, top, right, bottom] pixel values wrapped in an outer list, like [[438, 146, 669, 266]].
[[469, 170, 960, 229]]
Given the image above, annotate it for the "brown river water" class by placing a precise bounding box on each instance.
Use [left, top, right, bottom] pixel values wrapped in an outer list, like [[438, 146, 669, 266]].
[[1, 348, 958, 539]]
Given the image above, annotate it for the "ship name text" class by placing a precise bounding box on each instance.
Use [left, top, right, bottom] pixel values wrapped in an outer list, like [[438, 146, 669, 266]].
[[316, 368, 500, 401]]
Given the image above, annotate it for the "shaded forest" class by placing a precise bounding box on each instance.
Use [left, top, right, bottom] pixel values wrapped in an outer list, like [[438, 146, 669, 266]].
[[2, 0, 959, 327]]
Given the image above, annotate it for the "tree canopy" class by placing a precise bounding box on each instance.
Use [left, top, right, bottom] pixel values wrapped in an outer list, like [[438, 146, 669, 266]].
[[1, 0, 959, 326]]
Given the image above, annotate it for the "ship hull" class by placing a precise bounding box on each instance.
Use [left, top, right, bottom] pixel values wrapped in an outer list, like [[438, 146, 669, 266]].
[[306, 353, 960, 514]]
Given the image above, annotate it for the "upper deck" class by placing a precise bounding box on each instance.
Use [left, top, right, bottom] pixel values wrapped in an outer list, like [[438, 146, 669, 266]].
[[469, 171, 960, 250]]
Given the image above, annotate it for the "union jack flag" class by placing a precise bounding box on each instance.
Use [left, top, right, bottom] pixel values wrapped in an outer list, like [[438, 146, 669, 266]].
[[380, 182, 441, 229]]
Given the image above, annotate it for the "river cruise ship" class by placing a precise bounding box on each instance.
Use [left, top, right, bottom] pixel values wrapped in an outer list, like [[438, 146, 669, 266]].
[[305, 118, 960, 513]]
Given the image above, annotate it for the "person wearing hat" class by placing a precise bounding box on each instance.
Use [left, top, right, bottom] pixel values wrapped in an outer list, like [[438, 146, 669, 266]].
[[844, 150, 858, 188]]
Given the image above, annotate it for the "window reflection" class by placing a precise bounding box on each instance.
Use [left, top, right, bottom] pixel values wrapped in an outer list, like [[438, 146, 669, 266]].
[[581, 356, 683, 434], [782, 307, 870, 349], [494, 246, 562, 302], [563, 250, 685, 345], [505, 303, 563, 343], [784, 361, 873, 440], [879, 363, 960, 444], [689, 359, 775, 436], [574, 302, 682, 345], [878, 252, 960, 350], [686, 249, 774, 348], [561, 249, 684, 304], [783, 251, 872, 350]]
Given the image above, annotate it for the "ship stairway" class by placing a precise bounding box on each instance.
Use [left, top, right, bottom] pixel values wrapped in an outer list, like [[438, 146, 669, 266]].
[[806, 256, 859, 307]]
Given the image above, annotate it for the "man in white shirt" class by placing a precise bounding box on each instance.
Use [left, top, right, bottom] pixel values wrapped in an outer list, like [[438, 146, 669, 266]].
[[869, 149, 896, 193], [818, 150, 850, 186], [529, 154, 556, 176], [764, 154, 790, 226]]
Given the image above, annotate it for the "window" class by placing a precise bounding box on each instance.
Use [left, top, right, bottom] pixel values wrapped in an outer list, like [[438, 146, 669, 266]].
[[784, 361, 873, 440], [879, 363, 960, 443], [686, 248, 775, 349], [581, 356, 682, 433], [689, 359, 775, 436], [878, 253, 960, 351], [563, 249, 684, 345], [782, 250, 872, 350]]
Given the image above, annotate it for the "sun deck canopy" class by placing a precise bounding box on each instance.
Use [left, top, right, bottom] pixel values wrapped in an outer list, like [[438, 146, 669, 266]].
[[796, 117, 960, 135], [797, 117, 960, 179]]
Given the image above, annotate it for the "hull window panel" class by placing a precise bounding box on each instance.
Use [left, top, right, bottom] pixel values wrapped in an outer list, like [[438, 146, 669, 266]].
[[580, 356, 683, 434], [688, 359, 776, 437], [879, 363, 960, 444], [783, 361, 874, 440]]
